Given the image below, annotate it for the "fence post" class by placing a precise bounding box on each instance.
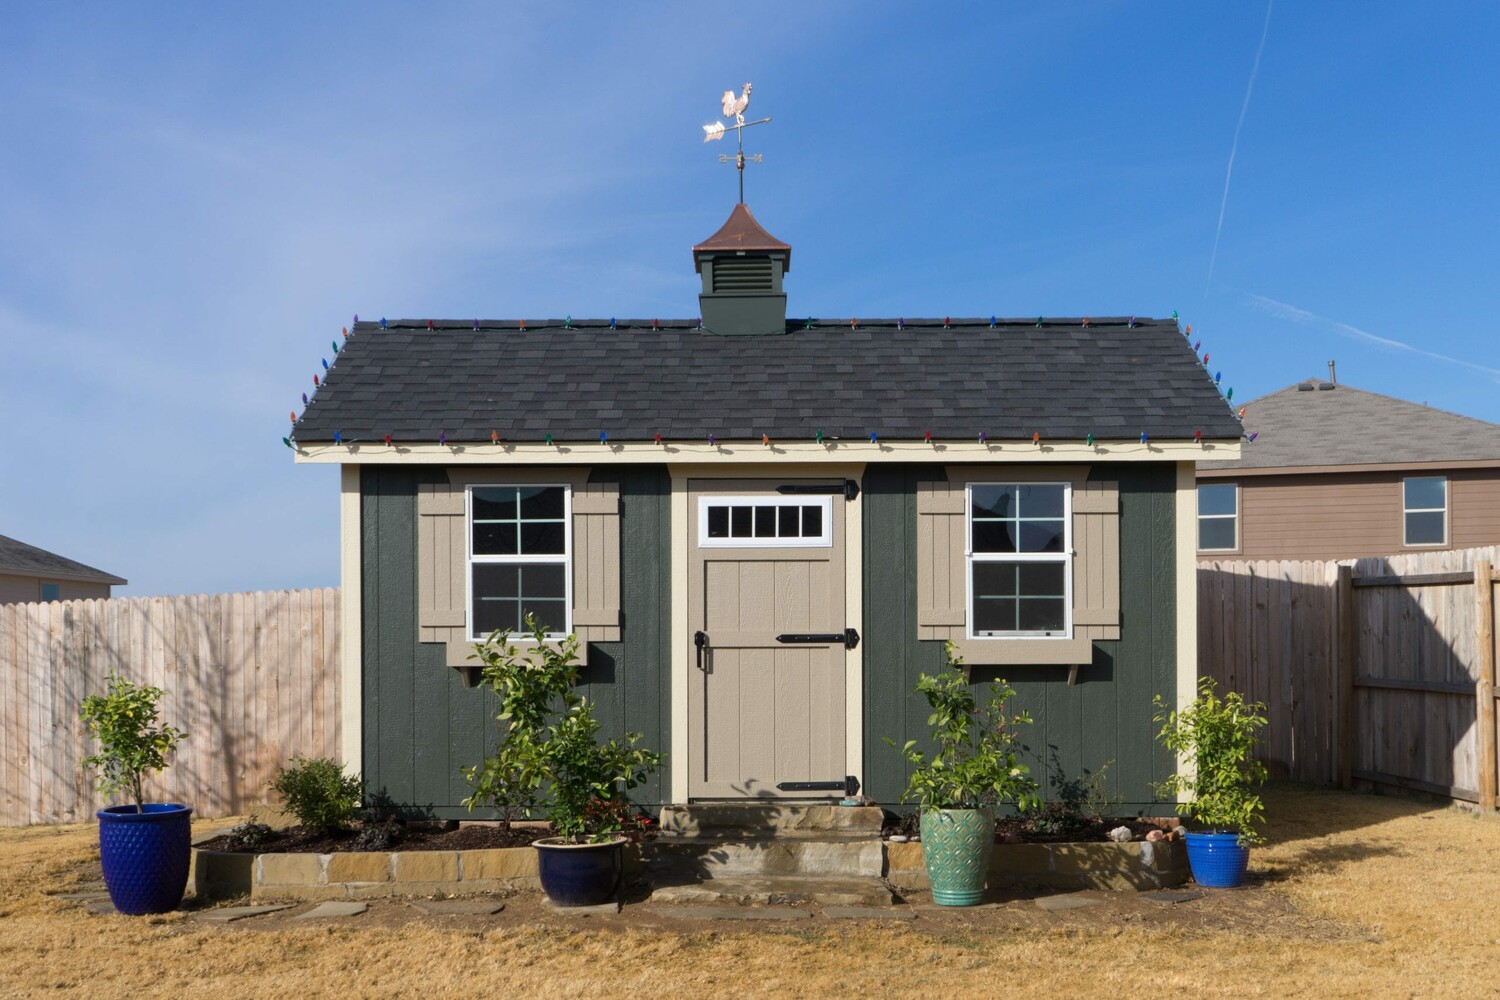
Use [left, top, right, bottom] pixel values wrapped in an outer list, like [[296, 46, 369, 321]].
[[1477, 560, 1497, 812], [1336, 565, 1355, 790]]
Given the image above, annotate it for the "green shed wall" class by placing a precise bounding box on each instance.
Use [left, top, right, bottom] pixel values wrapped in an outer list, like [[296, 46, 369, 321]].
[[860, 463, 1180, 814], [359, 465, 672, 818], [359, 462, 1180, 817]]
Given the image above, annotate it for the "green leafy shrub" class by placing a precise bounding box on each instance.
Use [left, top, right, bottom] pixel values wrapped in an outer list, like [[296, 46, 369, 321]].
[[79, 673, 188, 812], [886, 642, 1040, 814], [1154, 678, 1269, 845], [464, 615, 663, 843], [271, 755, 363, 835]]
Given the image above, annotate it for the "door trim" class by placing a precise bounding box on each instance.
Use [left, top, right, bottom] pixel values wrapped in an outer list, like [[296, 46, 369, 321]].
[[668, 464, 865, 803]]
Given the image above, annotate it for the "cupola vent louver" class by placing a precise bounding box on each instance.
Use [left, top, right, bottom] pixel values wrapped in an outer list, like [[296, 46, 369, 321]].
[[712, 256, 775, 293]]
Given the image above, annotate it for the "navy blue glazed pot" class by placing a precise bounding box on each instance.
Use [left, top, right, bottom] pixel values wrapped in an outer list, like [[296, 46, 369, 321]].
[[1183, 830, 1250, 888], [97, 803, 193, 915], [534, 837, 625, 906]]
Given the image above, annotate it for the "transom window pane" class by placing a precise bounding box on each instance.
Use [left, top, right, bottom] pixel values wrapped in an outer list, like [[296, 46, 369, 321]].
[[699, 498, 832, 547], [472, 486, 567, 555], [971, 485, 1066, 554], [1403, 477, 1447, 546]]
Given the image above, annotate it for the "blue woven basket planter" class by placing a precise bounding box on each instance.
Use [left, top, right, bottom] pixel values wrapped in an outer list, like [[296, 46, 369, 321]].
[[97, 804, 193, 915], [534, 837, 625, 907], [1183, 830, 1250, 888]]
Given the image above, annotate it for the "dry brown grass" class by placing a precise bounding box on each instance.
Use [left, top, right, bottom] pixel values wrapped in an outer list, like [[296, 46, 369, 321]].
[[0, 784, 1494, 999]]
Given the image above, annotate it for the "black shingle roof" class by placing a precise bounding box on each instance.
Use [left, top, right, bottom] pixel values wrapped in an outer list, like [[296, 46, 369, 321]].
[[293, 317, 1244, 444]]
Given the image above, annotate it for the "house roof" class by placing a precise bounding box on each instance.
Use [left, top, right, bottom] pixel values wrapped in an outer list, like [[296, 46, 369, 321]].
[[692, 203, 792, 271], [0, 534, 127, 586], [292, 317, 1244, 445], [1198, 379, 1500, 471]]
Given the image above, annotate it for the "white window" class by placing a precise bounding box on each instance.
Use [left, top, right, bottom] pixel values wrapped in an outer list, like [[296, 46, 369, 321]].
[[1403, 476, 1447, 546], [467, 484, 572, 639], [697, 496, 833, 548], [1197, 483, 1239, 551], [966, 483, 1071, 638]]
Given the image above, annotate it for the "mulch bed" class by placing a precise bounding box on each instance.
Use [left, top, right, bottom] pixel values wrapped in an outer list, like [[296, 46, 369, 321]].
[[883, 813, 1179, 844], [199, 823, 555, 854]]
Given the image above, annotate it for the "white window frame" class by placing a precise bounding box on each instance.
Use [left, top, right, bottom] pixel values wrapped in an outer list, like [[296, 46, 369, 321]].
[[465, 483, 573, 642], [1196, 483, 1239, 553], [964, 482, 1073, 640], [696, 495, 834, 549], [1402, 476, 1448, 548]]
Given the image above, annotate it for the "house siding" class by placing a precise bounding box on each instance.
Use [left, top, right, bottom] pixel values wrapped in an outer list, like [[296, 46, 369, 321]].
[[1201, 467, 1500, 562], [359, 465, 671, 818], [0, 574, 113, 604], [862, 463, 1180, 814]]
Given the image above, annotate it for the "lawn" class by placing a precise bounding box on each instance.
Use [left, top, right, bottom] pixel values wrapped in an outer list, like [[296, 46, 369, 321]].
[[0, 784, 1492, 998]]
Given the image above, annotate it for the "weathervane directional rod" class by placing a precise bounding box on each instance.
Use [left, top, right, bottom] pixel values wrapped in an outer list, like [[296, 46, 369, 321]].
[[701, 83, 772, 204]]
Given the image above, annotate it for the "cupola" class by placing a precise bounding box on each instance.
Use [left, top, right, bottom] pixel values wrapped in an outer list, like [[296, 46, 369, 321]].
[[692, 203, 791, 336]]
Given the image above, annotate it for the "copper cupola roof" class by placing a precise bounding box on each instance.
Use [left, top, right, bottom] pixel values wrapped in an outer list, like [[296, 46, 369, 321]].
[[692, 203, 791, 273]]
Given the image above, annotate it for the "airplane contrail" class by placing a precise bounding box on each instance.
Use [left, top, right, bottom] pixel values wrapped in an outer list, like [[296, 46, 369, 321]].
[[1242, 291, 1500, 381], [1206, 0, 1275, 297]]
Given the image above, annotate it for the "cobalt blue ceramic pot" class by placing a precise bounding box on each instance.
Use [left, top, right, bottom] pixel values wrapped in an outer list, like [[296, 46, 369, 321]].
[[1183, 830, 1250, 888], [97, 803, 194, 915], [534, 837, 625, 906]]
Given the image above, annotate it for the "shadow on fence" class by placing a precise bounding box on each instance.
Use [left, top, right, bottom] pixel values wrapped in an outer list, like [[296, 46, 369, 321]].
[[0, 588, 340, 826]]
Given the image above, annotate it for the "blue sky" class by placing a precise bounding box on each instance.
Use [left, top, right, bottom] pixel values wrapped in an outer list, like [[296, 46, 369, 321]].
[[2, 3, 1496, 596]]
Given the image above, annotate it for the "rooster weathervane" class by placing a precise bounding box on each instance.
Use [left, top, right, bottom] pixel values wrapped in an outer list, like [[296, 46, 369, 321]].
[[701, 82, 772, 204]]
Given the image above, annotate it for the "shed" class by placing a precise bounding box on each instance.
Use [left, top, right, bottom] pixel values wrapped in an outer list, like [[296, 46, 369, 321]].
[[293, 203, 1242, 813]]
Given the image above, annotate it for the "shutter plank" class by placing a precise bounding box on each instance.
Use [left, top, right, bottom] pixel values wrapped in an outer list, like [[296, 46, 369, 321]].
[[917, 481, 967, 627], [1073, 481, 1120, 636]]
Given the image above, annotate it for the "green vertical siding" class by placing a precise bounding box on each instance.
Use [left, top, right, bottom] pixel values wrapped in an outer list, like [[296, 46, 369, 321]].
[[861, 463, 1180, 814], [360, 465, 672, 818]]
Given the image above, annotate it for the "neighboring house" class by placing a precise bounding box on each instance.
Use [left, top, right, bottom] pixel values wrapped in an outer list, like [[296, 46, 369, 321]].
[[0, 534, 127, 604], [1196, 378, 1500, 562], [292, 203, 1242, 814]]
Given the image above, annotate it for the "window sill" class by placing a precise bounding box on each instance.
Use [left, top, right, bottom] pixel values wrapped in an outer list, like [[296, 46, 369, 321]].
[[939, 635, 1094, 666]]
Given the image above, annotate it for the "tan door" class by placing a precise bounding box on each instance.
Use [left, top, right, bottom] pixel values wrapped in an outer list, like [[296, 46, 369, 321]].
[[687, 479, 849, 799]]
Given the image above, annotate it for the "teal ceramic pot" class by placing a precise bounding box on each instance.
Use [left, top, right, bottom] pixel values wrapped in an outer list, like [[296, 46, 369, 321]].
[[920, 807, 995, 906]]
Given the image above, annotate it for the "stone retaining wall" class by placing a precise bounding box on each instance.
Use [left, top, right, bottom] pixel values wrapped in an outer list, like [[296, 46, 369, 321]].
[[883, 840, 1188, 891], [192, 846, 645, 902]]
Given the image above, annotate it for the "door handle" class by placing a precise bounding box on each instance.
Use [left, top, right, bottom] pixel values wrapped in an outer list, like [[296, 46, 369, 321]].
[[694, 630, 708, 672]]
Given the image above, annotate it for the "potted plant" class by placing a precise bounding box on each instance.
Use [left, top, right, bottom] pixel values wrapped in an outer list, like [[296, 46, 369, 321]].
[[79, 673, 190, 915], [1153, 677, 1269, 888], [464, 618, 662, 906], [887, 642, 1040, 906]]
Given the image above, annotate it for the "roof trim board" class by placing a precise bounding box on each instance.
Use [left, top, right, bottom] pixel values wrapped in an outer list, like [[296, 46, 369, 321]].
[[293, 438, 1242, 465], [1198, 457, 1500, 479]]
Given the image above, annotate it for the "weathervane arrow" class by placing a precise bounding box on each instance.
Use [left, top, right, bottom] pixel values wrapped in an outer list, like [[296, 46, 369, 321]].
[[700, 81, 771, 203]]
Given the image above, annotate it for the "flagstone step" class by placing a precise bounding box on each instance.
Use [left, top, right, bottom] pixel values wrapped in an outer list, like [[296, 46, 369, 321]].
[[657, 803, 884, 840], [648, 838, 883, 878], [648, 875, 893, 908]]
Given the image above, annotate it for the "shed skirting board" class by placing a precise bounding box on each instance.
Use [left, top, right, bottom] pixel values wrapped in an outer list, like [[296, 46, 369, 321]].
[[296, 440, 1240, 466], [340, 465, 362, 773]]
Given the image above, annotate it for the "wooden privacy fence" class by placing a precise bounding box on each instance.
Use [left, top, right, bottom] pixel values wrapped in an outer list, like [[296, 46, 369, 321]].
[[0, 588, 340, 827], [1199, 546, 1500, 808]]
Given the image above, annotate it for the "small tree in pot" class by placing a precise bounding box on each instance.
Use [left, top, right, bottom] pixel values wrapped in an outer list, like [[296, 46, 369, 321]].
[[464, 617, 662, 906], [1154, 677, 1269, 887], [80, 673, 191, 915], [888, 642, 1040, 906]]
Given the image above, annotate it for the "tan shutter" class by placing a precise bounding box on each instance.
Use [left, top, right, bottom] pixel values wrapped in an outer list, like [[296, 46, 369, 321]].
[[416, 482, 467, 634], [1073, 480, 1120, 639], [572, 481, 622, 643], [916, 480, 966, 635]]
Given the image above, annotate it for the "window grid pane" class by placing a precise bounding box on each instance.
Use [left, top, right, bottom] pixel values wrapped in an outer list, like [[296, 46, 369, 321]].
[[698, 499, 832, 547], [470, 485, 569, 636]]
